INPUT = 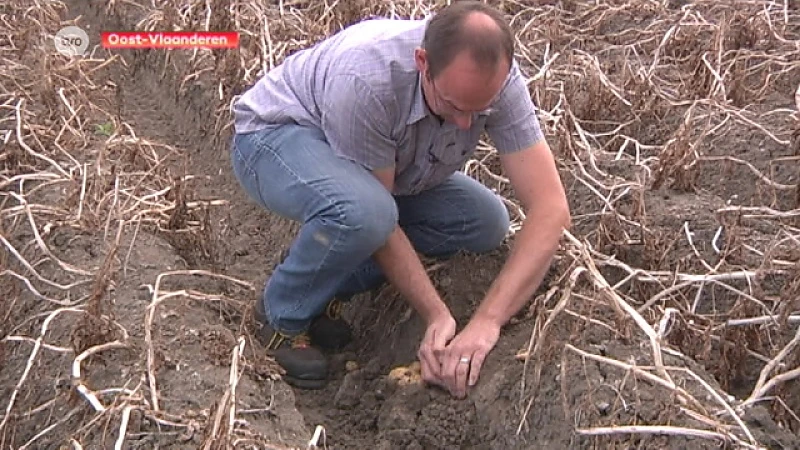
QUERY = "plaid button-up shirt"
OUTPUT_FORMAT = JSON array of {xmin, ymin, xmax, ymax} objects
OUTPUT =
[{"xmin": 233, "ymin": 17, "xmax": 544, "ymax": 196}]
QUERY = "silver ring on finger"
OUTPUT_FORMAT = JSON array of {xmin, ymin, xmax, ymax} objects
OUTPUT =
[{"xmin": 459, "ymin": 356, "xmax": 471, "ymax": 364}]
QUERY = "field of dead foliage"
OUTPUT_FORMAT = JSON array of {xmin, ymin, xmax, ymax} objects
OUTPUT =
[{"xmin": 2, "ymin": 0, "xmax": 800, "ymax": 449}]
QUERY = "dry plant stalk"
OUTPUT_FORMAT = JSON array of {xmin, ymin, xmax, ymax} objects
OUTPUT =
[
  {"xmin": 145, "ymin": 270, "xmax": 253, "ymax": 412},
  {"xmin": 200, "ymin": 336, "xmax": 246, "ymax": 450}
]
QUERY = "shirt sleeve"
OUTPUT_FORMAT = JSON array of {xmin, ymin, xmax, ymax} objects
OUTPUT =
[
  {"xmin": 320, "ymin": 74, "xmax": 396, "ymax": 171},
  {"xmin": 485, "ymin": 60, "xmax": 545, "ymax": 154}
]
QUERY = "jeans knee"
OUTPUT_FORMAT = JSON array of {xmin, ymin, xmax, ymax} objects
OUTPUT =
[
  {"xmin": 335, "ymin": 189, "xmax": 398, "ymax": 251},
  {"xmin": 471, "ymin": 197, "xmax": 510, "ymax": 253}
]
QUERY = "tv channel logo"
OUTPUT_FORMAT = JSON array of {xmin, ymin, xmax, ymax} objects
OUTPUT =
[{"xmin": 54, "ymin": 26, "xmax": 89, "ymax": 57}]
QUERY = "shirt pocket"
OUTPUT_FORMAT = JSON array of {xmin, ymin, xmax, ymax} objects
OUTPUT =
[
  {"xmin": 407, "ymin": 114, "xmax": 491, "ymax": 194},
  {"xmin": 428, "ymin": 114, "xmax": 488, "ymax": 167},
  {"xmin": 418, "ymin": 133, "xmax": 472, "ymax": 192},
  {"xmin": 428, "ymin": 140, "xmax": 467, "ymax": 165}
]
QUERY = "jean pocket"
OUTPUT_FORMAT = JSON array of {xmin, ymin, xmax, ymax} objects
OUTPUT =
[
  {"xmin": 233, "ymin": 125, "xmax": 283, "ymax": 167},
  {"xmin": 230, "ymin": 133, "xmax": 271, "ymax": 208},
  {"xmin": 234, "ymin": 133, "xmax": 259, "ymax": 168},
  {"xmin": 230, "ymin": 135, "xmax": 252, "ymax": 179}
]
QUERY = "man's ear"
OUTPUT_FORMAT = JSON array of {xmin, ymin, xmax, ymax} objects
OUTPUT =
[{"xmin": 414, "ymin": 47, "xmax": 428, "ymax": 73}]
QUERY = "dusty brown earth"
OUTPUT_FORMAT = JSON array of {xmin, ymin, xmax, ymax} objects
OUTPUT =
[{"xmin": 2, "ymin": 0, "xmax": 800, "ymax": 449}]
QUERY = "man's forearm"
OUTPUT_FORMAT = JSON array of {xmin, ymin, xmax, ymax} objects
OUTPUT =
[
  {"xmin": 373, "ymin": 226, "xmax": 450, "ymax": 324},
  {"xmin": 474, "ymin": 207, "xmax": 569, "ymax": 327}
]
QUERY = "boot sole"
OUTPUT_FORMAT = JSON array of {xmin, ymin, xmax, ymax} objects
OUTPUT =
[
  {"xmin": 284, "ymin": 375, "xmax": 327, "ymax": 390},
  {"xmin": 315, "ymin": 342, "xmax": 351, "ymax": 353}
]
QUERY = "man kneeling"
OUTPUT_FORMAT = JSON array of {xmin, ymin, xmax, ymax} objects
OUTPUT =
[{"xmin": 229, "ymin": 1, "xmax": 571, "ymax": 398}]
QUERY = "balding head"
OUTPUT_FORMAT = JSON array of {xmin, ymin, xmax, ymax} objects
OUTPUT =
[{"xmin": 421, "ymin": 1, "xmax": 514, "ymax": 79}]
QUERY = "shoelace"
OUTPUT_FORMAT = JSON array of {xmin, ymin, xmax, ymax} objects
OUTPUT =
[
  {"xmin": 266, "ymin": 332, "xmax": 286, "ymax": 350},
  {"xmin": 267, "ymin": 331, "xmax": 310, "ymax": 350},
  {"xmin": 290, "ymin": 333, "xmax": 311, "ymax": 349},
  {"xmin": 326, "ymin": 299, "xmax": 343, "ymax": 320}
]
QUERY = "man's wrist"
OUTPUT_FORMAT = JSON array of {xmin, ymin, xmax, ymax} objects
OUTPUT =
[
  {"xmin": 420, "ymin": 300, "xmax": 451, "ymax": 325},
  {"xmin": 472, "ymin": 306, "xmax": 506, "ymax": 330}
]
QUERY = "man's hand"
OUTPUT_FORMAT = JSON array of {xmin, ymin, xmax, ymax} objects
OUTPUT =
[
  {"xmin": 417, "ymin": 312, "xmax": 457, "ymax": 388},
  {"xmin": 437, "ymin": 317, "xmax": 501, "ymax": 398},
  {"xmin": 369, "ymin": 165, "xmax": 459, "ymax": 388}
]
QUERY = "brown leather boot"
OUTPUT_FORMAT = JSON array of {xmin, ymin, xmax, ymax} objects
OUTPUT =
[
  {"xmin": 308, "ymin": 298, "xmax": 353, "ymax": 352},
  {"xmin": 254, "ymin": 298, "xmax": 328, "ymax": 389}
]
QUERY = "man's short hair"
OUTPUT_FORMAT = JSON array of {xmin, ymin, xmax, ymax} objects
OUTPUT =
[{"xmin": 422, "ymin": 1, "xmax": 514, "ymax": 79}]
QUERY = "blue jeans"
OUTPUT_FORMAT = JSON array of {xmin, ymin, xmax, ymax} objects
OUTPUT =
[{"xmin": 231, "ymin": 123, "xmax": 509, "ymax": 334}]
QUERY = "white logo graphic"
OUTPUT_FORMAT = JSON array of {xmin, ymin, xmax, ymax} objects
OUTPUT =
[{"xmin": 54, "ymin": 26, "xmax": 89, "ymax": 56}]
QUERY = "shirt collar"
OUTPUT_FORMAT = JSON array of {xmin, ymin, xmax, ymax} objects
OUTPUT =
[{"xmin": 406, "ymin": 71, "xmax": 431, "ymax": 125}]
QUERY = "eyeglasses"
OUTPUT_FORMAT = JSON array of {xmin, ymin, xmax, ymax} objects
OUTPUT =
[
  {"xmin": 430, "ymin": 80, "xmax": 470, "ymax": 117},
  {"xmin": 427, "ymin": 71, "xmax": 476, "ymax": 119},
  {"xmin": 427, "ymin": 70, "xmax": 496, "ymax": 118}
]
